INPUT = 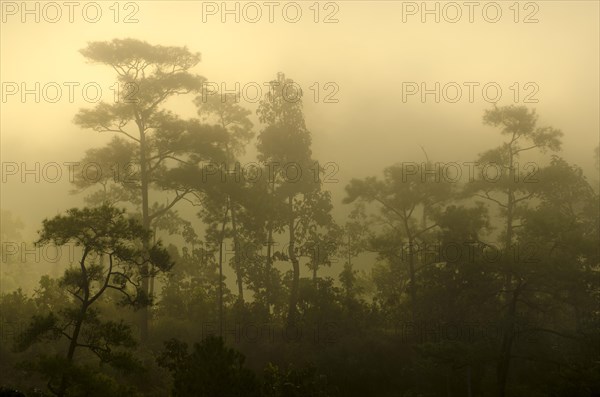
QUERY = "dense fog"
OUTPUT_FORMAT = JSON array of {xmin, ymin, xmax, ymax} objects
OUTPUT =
[{"xmin": 1, "ymin": 2, "xmax": 599, "ymax": 396}]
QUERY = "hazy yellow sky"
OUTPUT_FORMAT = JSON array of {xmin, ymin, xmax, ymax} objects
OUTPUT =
[{"xmin": 1, "ymin": 0, "xmax": 599, "ymax": 233}]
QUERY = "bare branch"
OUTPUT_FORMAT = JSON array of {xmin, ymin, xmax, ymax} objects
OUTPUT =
[{"xmin": 476, "ymin": 191, "xmax": 507, "ymax": 208}]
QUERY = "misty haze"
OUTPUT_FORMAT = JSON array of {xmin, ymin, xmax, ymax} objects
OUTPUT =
[{"xmin": 0, "ymin": 1, "xmax": 599, "ymax": 397}]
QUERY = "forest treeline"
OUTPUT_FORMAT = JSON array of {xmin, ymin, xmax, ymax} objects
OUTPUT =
[{"xmin": 0, "ymin": 39, "xmax": 599, "ymax": 397}]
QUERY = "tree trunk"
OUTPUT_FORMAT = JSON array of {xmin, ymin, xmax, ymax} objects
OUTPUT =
[
  {"xmin": 218, "ymin": 205, "xmax": 229, "ymax": 338},
  {"xmin": 57, "ymin": 302, "xmax": 87, "ymax": 397},
  {"xmin": 266, "ymin": 222, "xmax": 273, "ymax": 315},
  {"xmin": 408, "ymin": 237, "xmax": 416, "ymax": 321},
  {"xmin": 403, "ymin": 215, "xmax": 417, "ymax": 322},
  {"xmin": 287, "ymin": 195, "xmax": 300, "ymax": 326},
  {"xmin": 265, "ymin": 177, "xmax": 276, "ymax": 316},
  {"xmin": 497, "ymin": 146, "xmax": 517, "ymax": 396},
  {"xmin": 139, "ymin": 125, "xmax": 150, "ymax": 343},
  {"xmin": 230, "ymin": 200, "xmax": 244, "ymax": 303}
]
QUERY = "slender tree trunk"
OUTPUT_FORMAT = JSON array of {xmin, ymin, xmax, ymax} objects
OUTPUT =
[
  {"xmin": 408, "ymin": 237, "xmax": 416, "ymax": 322},
  {"xmin": 287, "ymin": 195, "xmax": 300, "ymax": 326},
  {"xmin": 223, "ymin": 142, "xmax": 244, "ymax": 304},
  {"xmin": 139, "ymin": 125, "xmax": 151, "ymax": 343},
  {"xmin": 265, "ymin": 177, "xmax": 276, "ymax": 316},
  {"xmin": 265, "ymin": 221, "xmax": 273, "ymax": 315},
  {"xmin": 58, "ymin": 251, "xmax": 91, "ymax": 396},
  {"xmin": 230, "ymin": 200, "xmax": 244, "ymax": 303},
  {"xmin": 312, "ymin": 245, "xmax": 318, "ymax": 282},
  {"xmin": 149, "ymin": 228, "xmax": 157, "ymax": 301},
  {"xmin": 497, "ymin": 147, "xmax": 517, "ymax": 397},
  {"xmin": 218, "ymin": 205, "xmax": 229, "ymax": 338},
  {"xmin": 57, "ymin": 302, "xmax": 87, "ymax": 397},
  {"xmin": 505, "ymin": 153, "xmax": 515, "ymax": 290},
  {"xmin": 403, "ymin": 216, "xmax": 417, "ymax": 322}
]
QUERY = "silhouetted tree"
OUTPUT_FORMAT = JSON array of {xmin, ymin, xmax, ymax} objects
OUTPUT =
[
  {"xmin": 464, "ymin": 105, "xmax": 562, "ymax": 397},
  {"xmin": 73, "ymin": 39, "xmax": 221, "ymax": 341},
  {"xmin": 15, "ymin": 205, "xmax": 172, "ymax": 396}
]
